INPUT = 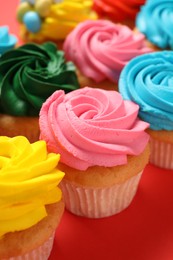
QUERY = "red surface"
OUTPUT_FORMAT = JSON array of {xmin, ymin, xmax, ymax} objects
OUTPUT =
[{"xmin": 1, "ymin": 2, "xmax": 173, "ymax": 260}]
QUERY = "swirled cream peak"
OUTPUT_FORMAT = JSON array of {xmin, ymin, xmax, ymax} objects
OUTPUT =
[
  {"xmin": 0, "ymin": 136, "xmax": 64, "ymax": 237},
  {"xmin": 17, "ymin": 0, "xmax": 98, "ymax": 41},
  {"xmin": 39, "ymin": 87, "xmax": 150, "ymax": 170},
  {"xmin": 136, "ymin": 0, "xmax": 173, "ymax": 49},
  {"xmin": 119, "ymin": 51, "xmax": 173, "ymax": 130},
  {"xmin": 0, "ymin": 26, "xmax": 17, "ymax": 55},
  {"xmin": 0, "ymin": 42, "xmax": 79, "ymax": 116},
  {"xmin": 63, "ymin": 20, "xmax": 152, "ymax": 83},
  {"xmin": 93, "ymin": 0, "xmax": 145, "ymax": 22}
]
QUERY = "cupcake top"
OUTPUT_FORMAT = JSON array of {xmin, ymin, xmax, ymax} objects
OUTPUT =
[
  {"xmin": 119, "ymin": 51, "xmax": 173, "ymax": 130},
  {"xmin": 17, "ymin": 0, "xmax": 98, "ymax": 42},
  {"xmin": 63, "ymin": 20, "xmax": 152, "ymax": 84},
  {"xmin": 93, "ymin": 0, "xmax": 145, "ymax": 23},
  {"xmin": 136, "ymin": 0, "xmax": 173, "ymax": 49},
  {"xmin": 0, "ymin": 42, "xmax": 79, "ymax": 116},
  {"xmin": 0, "ymin": 26, "xmax": 18, "ymax": 55},
  {"xmin": 0, "ymin": 136, "xmax": 64, "ymax": 237},
  {"xmin": 39, "ymin": 87, "xmax": 150, "ymax": 170}
]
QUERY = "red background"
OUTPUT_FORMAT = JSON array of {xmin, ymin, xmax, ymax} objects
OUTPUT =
[{"xmin": 1, "ymin": 1, "xmax": 173, "ymax": 260}]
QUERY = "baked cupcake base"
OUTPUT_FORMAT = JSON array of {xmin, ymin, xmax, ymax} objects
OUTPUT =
[
  {"xmin": 0, "ymin": 201, "xmax": 64, "ymax": 259},
  {"xmin": 0, "ymin": 114, "xmax": 40, "ymax": 143},
  {"xmin": 76, "ymin": 70, "xmax": 118, "ymax": 91},
  {"xmin": 4, "ymin": 233, "xmax": 55, "ymax": 260},
  {"xmin": 59, "ymin": 144, "xmax": 150, "ymax": 218}
]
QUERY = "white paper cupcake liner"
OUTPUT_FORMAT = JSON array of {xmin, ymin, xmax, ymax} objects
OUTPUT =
[
  {"xmin": 60, "ymin": 171, "xmax": 143, "ymax": 218},
  {"xmin": 149, "ymin": 138, "xmax": 173, "ymax": 169},
  {"xmin": 3, "ymin": 232, "xmax": 55, "ymax": 260}
]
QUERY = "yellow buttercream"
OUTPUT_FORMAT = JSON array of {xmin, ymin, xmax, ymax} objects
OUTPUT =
[
  {"xmin": 0, "ymin": 136, "xmax": 64, "ymax": 237},
  {"xmin": 20, "ymin": 0, "xmax": 98, "ymax": 41}
]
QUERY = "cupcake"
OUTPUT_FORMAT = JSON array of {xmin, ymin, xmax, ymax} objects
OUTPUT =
[
  {"xmin": 0, "ymin": 136, "xmax": 65, "ymax": 259},
  {"xmin": 119, "ymin": 51, "xmax": 173, "ymax": 169},
  {"xmin": 93, "ymin": 0, "xmax": 146, "ymax": 28},
  {"xmin": 16, "ymin": 0, "xmax": 98, "ymax": 49},
  {"xmin": 136, "ymin": 0, "xmax": 173, "ymax": 50},
  {"xmin": 39, "ymin": 87, "xmax": 150, "ymax": 218},
  {"xmin": 63, "ymin": 20, "xmax": 152, "ymax": 90},
  {"xmin": 0, "ymin": 41, "xmax": 79, "ymax": 142},
  {"xmin": 0, "ymin": 26, "xmax": 18, "ymax": 55}
]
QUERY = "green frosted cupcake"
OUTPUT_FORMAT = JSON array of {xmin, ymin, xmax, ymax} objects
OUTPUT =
[{"xmin": 0, "ymin": 41, "xmax": 79, "ymax": 142}]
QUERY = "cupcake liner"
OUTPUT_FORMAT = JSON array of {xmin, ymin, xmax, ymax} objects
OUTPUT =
[
  {"xmin": 149, "ymin": 138, "xmax": 173, "ymax": 169},
  {"xmin": 60, "ymin": 171, "xmax": 143, "ymax": 218},
  {"xmin": 4, "ymin": 232, "xmax": 55, "ymax": 260}
]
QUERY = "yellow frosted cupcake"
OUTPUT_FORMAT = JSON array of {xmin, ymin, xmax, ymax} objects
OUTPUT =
[
  {"xmin": 16, "ymin": 0, "xmax": 98, "ymax": 48},
  {"xmin": 0, "ymin": 136, "xmax": 65, "ymax": 259}
]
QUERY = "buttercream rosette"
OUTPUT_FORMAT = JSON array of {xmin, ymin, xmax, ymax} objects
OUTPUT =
[
  {"xmin": 0, "ymin": 41, "xmax": 79, "ymax": 116},
  {"xmin": 119, "ymin": 51, "xmax": 173, "ymax": 169},
  {"xmin": 93, "ymin": 0, "xmax": 146, "ymax": 27},
  {"xmin": 63, "ymin": 20, "xmax": 152, "ymax": 86},
  {"xmin": 136, "ymin": 0, "xmax": 173, "ymax": 49},
  {"xmin": 39, "ymin": 87, "xmax": 149, "ymax": 170},
  {"xmin": 39, "ymin": 87, "xmax": 150, "ymax": 218},
  {"xmin": 0, "ymin": 136, "xmax": 65, "ymax": 259}
]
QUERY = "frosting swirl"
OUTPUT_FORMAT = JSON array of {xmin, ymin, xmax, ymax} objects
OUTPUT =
[
  {"xmin": 119, "ymin": 51, "xmax": 173, "ymax": 130},
  {"xmin": 0, "ymin": 136, "xmax": 64, "ymax": 237},
  {"xmin": 93, "ymin": 0, "xmax": 145, "ymax": 22},
  {"xmin": 63, "ymin": 20, "xmax": 152, "ymax": 83},
  {"xmin": 39, "ymin": 87, "xmax": 150, "ymax": 170},
  {"xmin": 17, "ymin": 0, "xmax": 98, "ymax": 41},
  {"xmin": 136, "ymin": 0, "xmax": 173, "ymax": 49},
  {"xmin": 0, "ymin": 42, "xmax": 79, "ymax": 116},
  {"xmin": 0, "ymin": 26, "xmax": 17, "ymax": 55}
]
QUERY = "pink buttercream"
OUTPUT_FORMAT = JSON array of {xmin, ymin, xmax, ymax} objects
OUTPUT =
[
  {"xmin": 63, "ymin": 20, "xmax": 152, "ymax": 83},
  {"xmin": 39, "ymin": 87, "xmax": 150, "ymax": 170}
]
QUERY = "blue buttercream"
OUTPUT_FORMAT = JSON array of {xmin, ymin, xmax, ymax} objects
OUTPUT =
[
  {"xmin": 119, "ymin": 51, "xmax": 173, "ymax": 130},
  {"xmin": 136, "ymin": 0, "xmax": 173, "ymax": 49},
  {"xmin": 0, "ymin": 26, "xmax": 18, "ymax": 55}
]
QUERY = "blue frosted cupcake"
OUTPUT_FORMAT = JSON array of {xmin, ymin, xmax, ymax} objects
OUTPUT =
[
  {"xmin": 136, "ymin": 0, "xmax": 173, "ymax": 50},
  {"xmin": 0, "ymin": 26, "xmax": 18, "ymax": 55},
  {"xmin": 119, "ymin": 51, "xmax": 173, "ymax": 169}
]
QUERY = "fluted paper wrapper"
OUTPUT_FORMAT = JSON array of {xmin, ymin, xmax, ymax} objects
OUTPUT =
[
  {"xmin": 60, "ymin": 171, "xmax": 143, "ymax": 218},
  {"xmin": 4, "ymin": 232, "xmax": 55, "ymax": 260},
  {"xmin": 149, "ymin": 138, "xmax": 173, "ymax": 169}
]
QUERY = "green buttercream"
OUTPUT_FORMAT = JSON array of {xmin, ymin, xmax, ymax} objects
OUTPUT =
[{"xmin": 0, "ymin": 42, "xmax": 80, "ymax": 116}]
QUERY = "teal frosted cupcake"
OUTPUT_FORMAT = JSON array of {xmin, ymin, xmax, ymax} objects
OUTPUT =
[
  {"xmin": 119, "ymin": 51, "xmax": 173, "ymax": 169},
  {"xmin": 136, "ymin": 0, "xmax": 173, "ymax": 50},
  {"xmin": 0, "ymin": 26, "xmax": 18, "ymax": 55},
  {"xmin": 0, "ymin": 41, "xmax": 79, "ymax": 142}
]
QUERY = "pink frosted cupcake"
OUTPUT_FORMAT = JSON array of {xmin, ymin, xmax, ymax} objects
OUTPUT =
[
  {"xmin": 63, "ymin": 20, "xmax": 152, "ymax": 90},
  {"xmin": 39, "ymin": 87, "xmax": 150, "ymax": 218}
]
